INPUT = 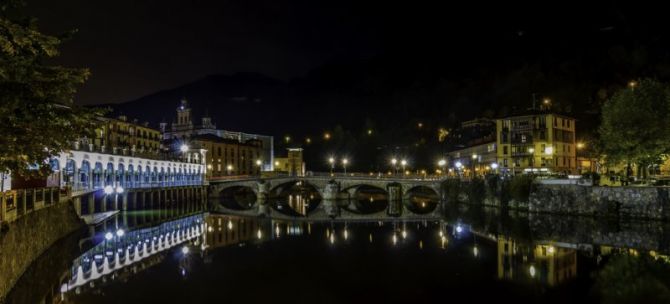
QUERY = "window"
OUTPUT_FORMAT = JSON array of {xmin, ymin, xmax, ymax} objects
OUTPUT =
[
  {"xmin": 503, "ymin": 146, "xmax": 508, "ymax": 155},
  {"xmin": 503, "ymin": 158, "xmax": 508, "ymax": 167},
  {"xmin": 521, "ymin": 135, "xmax": 527, "ymax": 143}
]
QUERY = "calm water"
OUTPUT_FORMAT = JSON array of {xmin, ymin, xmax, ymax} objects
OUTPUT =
[{"xmin": 7, "ymin": 202, "xmax": 670, "ymax": 303}]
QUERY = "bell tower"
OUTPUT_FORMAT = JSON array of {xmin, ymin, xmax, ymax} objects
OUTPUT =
[{"xmin": 176, "ymin": 98, "xmax": 192, "ymax": 125}]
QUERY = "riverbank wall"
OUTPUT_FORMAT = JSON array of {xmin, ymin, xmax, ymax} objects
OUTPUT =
[
  {"xmin": 529, "ymin": 184, "xmax": 670, "ymax": 220},
  {"xmin": 0, "ymin": 200, "xmax": 84, "ymax": 303}
]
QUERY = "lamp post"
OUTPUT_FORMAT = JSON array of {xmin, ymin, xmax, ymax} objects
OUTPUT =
[
  {"xmin": 329, "ymin": 157, "xmax": 335, "ymax": 175},
  {"xmin": 342, "ymin": 158, "xmax": 349, "ymax": 175},
  {"xmin": 391, "ymin": 158, "xmax": 398, "ymax": 176},
  {"xmin": 401, "ymin": 160, "xmax": 407, "ymax": 176},
  {"xmin": 528, "ymin": 147, "xmax": 535, "ymax": 173},
  {"xmin": 255, "ymin": 159, "xmax": 262, "ymax": 175},
  {"xmin": 438, "ymin": 159, "xmax": 447, "ymax": 176},
  {"xmin": 471, "ymin": 154, "xmax": 478, "ymax": 178},
  {"xmin": 226, "ymin": 164, "xmax": 233, "ymax": 176},
  {"xmin": 180, "ymin": 144, "xmax": 189, "ymax": 163}
]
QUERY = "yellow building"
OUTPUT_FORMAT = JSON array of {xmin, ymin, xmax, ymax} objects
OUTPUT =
[
  {"xmin": 496, "ymin": 112, "xmax": 577, "ymax": 175},
  {"xmin": 76, "ymin": 115, "xmax": 162, "ymax": 157},
  {"xmin": 191, "ymin": 134, "xmax": 263, "ymax": 178},
  {"xmin": 274, "ymin": 148, "xmax": 305, "ymax": 176}
]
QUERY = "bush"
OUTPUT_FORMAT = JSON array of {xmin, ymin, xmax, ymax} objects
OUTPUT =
[
  {"xmin": 510, "ymin": 175, "xmax": 535, "ymax": 202},
  {"xmin": 468, "ymin": 177, "xmax": 486, "ymax": 204},
  {"xmin": 485, "ymin": 174, "xmax": 499, "ymax": 197},
  {"xmin": 442, "ymin": 178, "xmax": 462, "ymax": 202}
]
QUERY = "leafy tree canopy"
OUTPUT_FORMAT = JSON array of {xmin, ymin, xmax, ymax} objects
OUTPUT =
[{"xmin": 0, "ymin": 1, "xmax": 103, "ymax": 177}]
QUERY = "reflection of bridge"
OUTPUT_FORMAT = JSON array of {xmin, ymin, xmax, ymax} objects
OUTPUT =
[{"xmin": 209, "ymin": 175, "xmax": 446, "ymax": 218}]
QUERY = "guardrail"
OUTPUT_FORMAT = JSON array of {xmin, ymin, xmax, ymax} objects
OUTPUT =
[
  {"xmin": 0, "ymin": 187, "xmax": 65, "ymax": 225},
  {"xmin": 68, "ymin": 180, "xmax": 205, "ymax": 193}
]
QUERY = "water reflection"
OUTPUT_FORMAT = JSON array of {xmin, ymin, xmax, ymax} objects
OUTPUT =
[
  {"xmin": 9, "ymin": 208, "xmax": 670, "ymax": 303},
  {"xmin": 271, "ymin": 181, "xmax": 321, "ymax": 216}
]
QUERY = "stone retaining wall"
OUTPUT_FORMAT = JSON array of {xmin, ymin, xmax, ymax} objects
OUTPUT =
[
  {"xmin": 0, "ymin": 200, "xmax": 84, "ymax": 303},
  {"xmin": 529, "ymin": 184, "xmax": 670, "ymax": 220}
]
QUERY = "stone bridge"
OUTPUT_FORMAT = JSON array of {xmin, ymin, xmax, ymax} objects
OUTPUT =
[{"xmin": 208, "ymin": 175, "xmax": 446, "ymax": 219}]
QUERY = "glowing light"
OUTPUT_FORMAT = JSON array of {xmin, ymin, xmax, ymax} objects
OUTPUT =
[
  {"xmin": 438, "ymin": 159, "xmax": 446, "ymax": 167},
  {"xmin": 181, "ymin": 246, "xmax": 189, "ymax": 255},
  {"xmin": 421, "ymin": 202, "xmax": 426, "ymax": 208},
  {"xmin": 227, "ymin": 164, "xmax": 233, "ymax": 171},
  {"xmin": 577, "ymin": 142, "xmax": 585, "ymax": 149},
  {"xmin": 417, "ymin": 122, "xmax": 423, "ymax": 128},
  {"xmin": 629, "ymin": 80, "xmax": 638, "ymax": 88},
  {"xmin": 342, "ymin": 158, "xmax": 348, "ymax": 165},
  {"xmin": 529, "ymin": 265, "xmax": 536, "ymax": 278},
  {"xmin": 275, "ymin": 225, "xmax": 280, "ymax": 236},
  {"xmin": 180, "ymin": 144, "xmax": 189, "ymax": 153},
  {"xmin": 105, "ymin": 232, "xmax": 113, "ymax": 240},
  {"xmin": 227, "ymin": 220, "xmax": 233, "ymax": 230},
  {"xmin": 473, "ymin": 246, "xmax": 479, "ymax": 257},
  {"xmin": 257, "ymin": 229, "xmax": 262, "ymax": 239},
  {"xmin": 455, "ymin": 162, "xmax": 462, "ymax": 168},
  {"xmin": 328, "ymin": 157, "xmax": 335, "ymax": 164},
  {"xmin": 330, "ymin": 233, "xmax": 335, "ymax": 244},
  {"xmin": 547, "ymin": 246, "xmax": 555, "ymax": 254},
  {"xmin": 115, "ymin": 186, "xmax": 124, "ymax": 194},
  {"xmin": 545, "ymin": 146, "xmax": 553, "ymax": 155},
  {"xmin": 116, "ymin": 229, "xmax": 124, "ymax": 237},
  {"xmin": 344, "ymin": 228, "xmax": 348, "ymax": 240},
  {"xmin": 392, "ymin": 233, "xmax": 398, "ymax": 245},
  {"xmin": 255, "ymin": 159, "xmax": 262, "ymax": 166},
  {"xmin": 543, "ymin": 98, "xmax": 551, "ymax": 105},
  {"xmin": 367, "ymin": 129, "xmax": 373, "ymax": 135},
  {"xmin": 369, "ymin": 233, "xmax": 373, "ymax": 243},
  {"xmin": 472, "ymin": 154, "xmax": 477, "ymax": 159},
  {"xmin": 439, "ymin": 230, "xmax": 444, "ymax": 237},
  {"xmin": 401, "ymin": 160, "xmax": 407, "ymax": 166},
  {"xmin": 491, "ymin": 163, "xmax": 499, "ymax": 169},
  {"xmin": 305, "ymin": 137, "xmax": 311, "ymax": 144},
  {"xmin": 284, "ymin": 136, "xmax": 290, "ymax": 143},
  {"xmin": 456, "ymin": 225, "xmax": 463, "ymax": 233},
  {"xmin": 275, "ymin": 161, "xmax": 280, "ymax": 166},
  {"xmin": 104, "ymin": 185, "xmax": 114, "ymax": 195},
  {"xmin": 402, "ymin": 230, "xmax": 407, "ymax": 239},
  {"xmin": 323, "ymin": 132, "xmax": 331, "ymax": 140},
  {"xmin": 391, "ymin": 158, "xmax": 397, "ymax": 165}
]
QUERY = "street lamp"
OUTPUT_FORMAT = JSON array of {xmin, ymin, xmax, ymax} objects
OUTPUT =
[
  {"xmin": 438, "ymin": 159, "xmax": 447, "ymax": 176},
  {"xmin": 491, "ymin": 162, "xmax": 499, "ymax": 174},
  {"xmin": 226, "ymin": 164, "xmax": 233, "ymax": 176},
  {"xmin": 401, "ymin": 160, "xmax": 407, "ymax": 175},
  {"xmin": 342, "ymin": 158, "xmax": 349, "ymax": 175},
  {"xmin": 391, "ymin": 158, "xmax": 398, "ymax": 175},
  {"xmin": 471, "ymin": 154, "xmax": 478, "ymax": 177},
  {"xmin": 255, "ymin": 159, "xmax": 262, "ymax": 175},
  {"xmin": 329, "ymin": 157, "xmax": 335, "ymax": 175}
]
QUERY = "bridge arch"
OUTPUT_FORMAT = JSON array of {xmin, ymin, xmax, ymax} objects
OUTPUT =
[
  {"xmin": 404, "ymin": 185, "xmax": 440, "ymax": 214},
  {"xmin": 341, "ymin": 184, "xmax": 389, "ymax": 214}
]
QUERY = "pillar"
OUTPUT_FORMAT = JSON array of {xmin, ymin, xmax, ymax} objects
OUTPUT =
[
  {"xmin": 387, "ymin": 183, "xmax": 403, "ymax": 216},
  {"xmin": 322, "ymin": 181, "xmax": 340, "ymax": 217}
]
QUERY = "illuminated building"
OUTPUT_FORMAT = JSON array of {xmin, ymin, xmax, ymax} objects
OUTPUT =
[
  {"xmin": 160, "ymin": 99, "xmax": 274, "ymax": 170},
  {"xmin": 273, "ymin": 148, "xmax": 305, "ymax": 176},
  {"xmin": 75, "ymin": 115, "xmax": 162, "ymax": 157},
  {"xmin": 190, "ymin": 134, "xmax": 262, "ymax": 178}
]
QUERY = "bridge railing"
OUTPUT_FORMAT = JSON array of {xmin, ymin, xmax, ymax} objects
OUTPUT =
[
  {"xmin": 306, "ymin": 172, "xmax": 446, "ymax": 181},
  {"xmin": 68, "ymin": 180, "xmax": 205, "ymax": 193},
  {"xmin": 0, "ymin": 187, "xmax": 64, "ymax": 225}
]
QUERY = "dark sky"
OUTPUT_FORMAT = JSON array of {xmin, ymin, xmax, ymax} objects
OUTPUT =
[{"xmin": 25, "ymin": 1, "xmax": 665, "ymax": 105}]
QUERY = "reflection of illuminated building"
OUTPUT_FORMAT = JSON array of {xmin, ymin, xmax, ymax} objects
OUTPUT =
[
  {"xmin": 497, "ymin": 237, "xmax": 577, "ymax": 286},
  {"xmin": 287, "ymin": 194, "xmax": 308, "ymax": 215},
  {"xmin": 204, "ymin": 215, "xmax": 260, "ymax": 249}
]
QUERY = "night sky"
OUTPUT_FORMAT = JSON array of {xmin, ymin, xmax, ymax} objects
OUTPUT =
[{"xmin": 26, "ymin": 1, "xmax": 669, "ymax": 106}]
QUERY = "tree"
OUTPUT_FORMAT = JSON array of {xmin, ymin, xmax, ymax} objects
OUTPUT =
[
  {"xmin": 0, "ymin": 2, "xmax": 102, "ymax": 179},
  {"xmin": 599, "ymin": 79, "xmax": 670, "ymax": 178}
]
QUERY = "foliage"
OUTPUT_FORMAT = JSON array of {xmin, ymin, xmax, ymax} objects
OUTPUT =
[
  {"xmin": 509, "ymin": 175, "xmax": 534, "ymax": 202},
  {"xmin": 468, "ymin": 177, "xmax": 485, "ymax": 204},
  {"xmin": 599, "ymin": 79, "xmax": 670, "ymax": 174},
  {"xmin": 593, "ymin": 254, "xmax": 670, "ymax": 304},
  {"xmin": 0, "ymin": 5, "xmax": 102, "ymax": 177},
  {"xmin": 485, "ymin": 174, "xmax": 498, "ymax": 197},
  {"xmin": 442, "ymin": 178, "xmax": 461, "ymax": 202}
]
